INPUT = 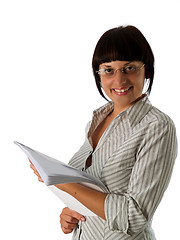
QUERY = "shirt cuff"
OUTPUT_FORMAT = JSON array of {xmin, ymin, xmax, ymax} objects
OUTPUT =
[{"xmin": 104, "ymin": 193, "xmax": 129, "ymax": 235}]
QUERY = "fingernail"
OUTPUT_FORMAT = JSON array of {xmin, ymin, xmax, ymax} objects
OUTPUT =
[{"xmin": 80, "ymin": 217, "xmax": 85, "ymax": 222}]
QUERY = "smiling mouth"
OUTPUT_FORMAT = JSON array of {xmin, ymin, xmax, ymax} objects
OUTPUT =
[{"xmin": 113, "ymin": 87, "xmax": 133, "ymax": 93}]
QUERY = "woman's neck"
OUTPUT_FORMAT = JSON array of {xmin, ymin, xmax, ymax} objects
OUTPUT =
[{"xmin": 110, "ymin": 94, "xmax": 146, "ymax": 119}]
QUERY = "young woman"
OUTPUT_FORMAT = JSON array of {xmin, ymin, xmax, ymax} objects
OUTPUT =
[{"xmin": 30, "ymin": 25, "xmax": 177, "ymax": 239}]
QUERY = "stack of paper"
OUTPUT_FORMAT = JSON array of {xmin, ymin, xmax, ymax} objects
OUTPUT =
[{"xmin": 14, "ymin": 141, "xmax": 107, "ymax": 216}]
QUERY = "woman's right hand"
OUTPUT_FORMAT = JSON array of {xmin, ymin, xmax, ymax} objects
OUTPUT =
[{"xmin": 60, "ymin": 207, "xmax": 86, "ymax": 234}]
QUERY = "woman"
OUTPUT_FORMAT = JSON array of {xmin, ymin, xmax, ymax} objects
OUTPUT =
[{"xmin": 30, "ymin": 25, "xmax": 177, "ymax": 239}]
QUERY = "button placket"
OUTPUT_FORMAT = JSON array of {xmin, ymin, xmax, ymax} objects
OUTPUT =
[
  {"xmin": 77, "ymin": 220, "xmax": 82, "ymax": 239},
  {"xmin": 82, "ymin": 150, "xmax": 93, "ymax": 171}
]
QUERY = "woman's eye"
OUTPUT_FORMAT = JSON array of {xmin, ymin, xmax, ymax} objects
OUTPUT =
[
  {"xmin": 124, "ymin": 65, "xmax": 136, "ymax": 73},
  {"xmin": 105, "ymin": 69, "xmax": 114, "ymax": 74}
]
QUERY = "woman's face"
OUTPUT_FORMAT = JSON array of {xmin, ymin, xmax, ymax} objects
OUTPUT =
[{"xmin": 99, "ymin": 60, "xmax": 145, "ymax": 112}]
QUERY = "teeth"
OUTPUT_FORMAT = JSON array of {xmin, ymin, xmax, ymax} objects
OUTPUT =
[{"xmin": 114, "ymin": 87, "xmax": 130, "ymax": 93}]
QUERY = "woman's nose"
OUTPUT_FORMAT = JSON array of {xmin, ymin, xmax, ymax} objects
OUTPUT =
[{"xmin": 113, "ymin": 69, "xmax": 126, "ymax": 83}]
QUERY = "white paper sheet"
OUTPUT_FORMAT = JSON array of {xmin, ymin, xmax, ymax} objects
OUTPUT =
[{"xmin": 15, "ymin": 141, "xmax": 107, "ymax": 216}]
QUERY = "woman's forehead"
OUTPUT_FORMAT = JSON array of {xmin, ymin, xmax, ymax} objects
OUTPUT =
[{"xmin": 99, "ymin": 60, "xmax": 142, "ymax": 67}]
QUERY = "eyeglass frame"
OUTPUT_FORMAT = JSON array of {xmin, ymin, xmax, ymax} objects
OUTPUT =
[{"xmin": 96, "ymin": 63, "xmax": 145, "ymax": 78}]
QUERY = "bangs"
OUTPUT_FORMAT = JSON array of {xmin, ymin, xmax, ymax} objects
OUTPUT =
[{"xmin": 93, "ymin": 27, "xmax": 146, "ymax": 69}]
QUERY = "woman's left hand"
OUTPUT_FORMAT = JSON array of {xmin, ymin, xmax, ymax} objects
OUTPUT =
[{"xmin": 29, "ymin": 159, "xmax": 44, "ymax": 183}]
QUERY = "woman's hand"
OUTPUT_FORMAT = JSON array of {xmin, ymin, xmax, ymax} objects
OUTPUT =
[
  {"xmin": 29, "ymin": 159, "xmax": 43, "ymax": 183},
  {"xmin": 60, "ymin": 207, "xmax": 85, "ymax": 234}
]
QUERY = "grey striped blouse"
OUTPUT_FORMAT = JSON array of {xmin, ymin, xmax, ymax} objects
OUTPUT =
[{"xmin": 68, "ymin": 96, "xmax": 177, "ymax": 240}]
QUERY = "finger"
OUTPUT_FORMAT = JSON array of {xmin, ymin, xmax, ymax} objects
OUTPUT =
[
  {"xmin": 33, "ymin": 171, "xmax": 43, "ymax": 182},
  {"xmin": 64, "ymin": 215, "xmax": 79, "ymax": 223},
  {"xmin": 60, "ymin": 213, "xmax": 79, "ymax": 224},
  {"xmin": 38, "ymin": 176, "xmax": 44, "ymax": 182},
  {"xmin": 29, "ymin": 163, "xmax": 44, "ymax": 182},
  {"xmin": 61, "ymin": 226, "xmax": 74, "ymax": 234},
  {"xmin": 60, "ymin": 208, "xmax": 79, "ymax": 223},
  {"xmin": 30, "ymin": 163, "xmax": 37, "ymax": 171},
  {"xmin": 67, "ymin": 208, "xmax": 85, "ymax": 222},
  {"xmin": 60, "ymin": 218, "xmax": 78, "ymax": 229},
  {"xmin": 61, "ymin": 207, "xmax": 85, "ymax": 222},
  {"xmin": 29, "ymin": 164, "xmax": 40, "ymax": 177},
  {"xmin": 34, "ymin": 170, "xmax": 40, "ymax": 176}
]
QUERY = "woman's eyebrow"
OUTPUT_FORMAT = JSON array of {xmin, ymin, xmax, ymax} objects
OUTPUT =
[
  {"xmin": 123, "ymin": 61, "xmax": 133, "ymax": 66},
  {"xmin": 101, "ymin": 62, "xmax": 132, "ymax": 68},
  {"xmin": 100, "ymin": 64, "xmax": 113, "ymax": 68}
]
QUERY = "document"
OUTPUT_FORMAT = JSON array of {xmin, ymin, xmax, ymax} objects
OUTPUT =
[{"xmin": 14, "ymin": 141, "xmax": 107, "ymax": 216}]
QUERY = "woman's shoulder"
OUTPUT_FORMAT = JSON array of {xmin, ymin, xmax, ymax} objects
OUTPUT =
[
  {"xmin": 145, "ymin": 104, "xmax": 176, "ymax": 132},
  {"xmin": 150, "ymin": 105, "xmax": 174, "ymax": 123}
]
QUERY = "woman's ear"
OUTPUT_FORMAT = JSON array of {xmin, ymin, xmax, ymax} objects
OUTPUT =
[
  {"xmin": 144, "ymin": 65, "xmax": 150, "ymax": 79},
  {"xmin": 145, "ymin": 70, "xmax": 150, "ymax": 79},
  {"xmin": 99, "ymin": 80, "xmax": 102, "ymax": 88},
  {"xmin": 147, "ymin": 73, "xmax": 150, "ymax": 79}
]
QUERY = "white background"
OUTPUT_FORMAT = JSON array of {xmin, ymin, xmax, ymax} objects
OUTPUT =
[{"xmin": 0, "ymin": 0, "xmax": 180, "ymax": 239}]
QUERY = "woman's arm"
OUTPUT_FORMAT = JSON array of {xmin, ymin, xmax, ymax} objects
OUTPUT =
[
  {"xmin": 103, "ymin": 119, "xmax": 177, "ymax": 235},
  {"xmin": 29, "ymin": 160, "xmax": 107, "ymax": 220},
  {"xmin": 55, "ymin": 183, "xmax": 107, "ymax": 220}
]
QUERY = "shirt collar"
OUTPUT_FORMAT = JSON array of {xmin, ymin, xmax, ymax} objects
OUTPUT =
[
  {"xmin": 93, "ymin": 95, "xmax": 152, "ymax": 128},
  {"xmin": 125, "ymin": 95, "xmax": 152, "ymax": 128}
]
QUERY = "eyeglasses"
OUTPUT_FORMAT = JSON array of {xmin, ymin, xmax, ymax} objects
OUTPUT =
[{"xmin": 96, "ymin": 63, "xmax": 145, "ymax": 78}]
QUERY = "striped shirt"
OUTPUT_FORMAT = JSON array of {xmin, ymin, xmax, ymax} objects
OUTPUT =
[{"xmin": 68, "ymin": 96, "xmax": 177, "ymax": 240}]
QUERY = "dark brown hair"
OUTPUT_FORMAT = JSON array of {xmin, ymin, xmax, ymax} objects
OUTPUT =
[{"xmin": 92, "ymin": 25, "xmax": 154, "ymax": 100}]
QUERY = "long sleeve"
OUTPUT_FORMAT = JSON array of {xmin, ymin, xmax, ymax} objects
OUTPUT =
[{"xmin": 104, "ymin": 118, "xmax": 177, "ymax": 235}]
